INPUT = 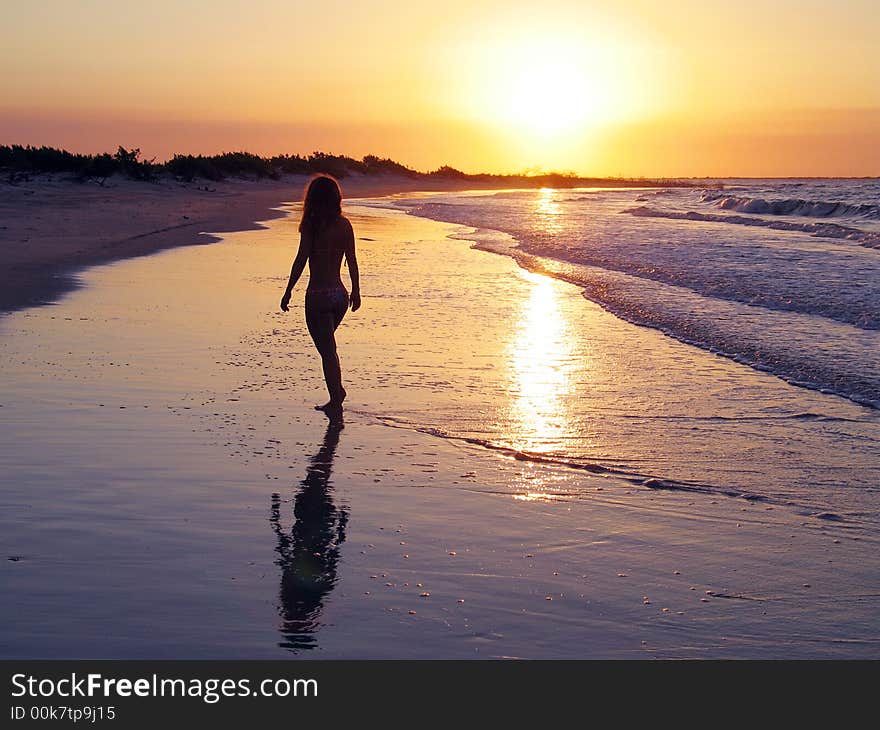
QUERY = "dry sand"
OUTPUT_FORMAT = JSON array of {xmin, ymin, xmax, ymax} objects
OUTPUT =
[{"xmin": 1, "ymin": 195, "xmax": 877, "ymax": 658}]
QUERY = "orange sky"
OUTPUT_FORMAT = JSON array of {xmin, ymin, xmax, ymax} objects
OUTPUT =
[{"xmin": 1, "ymin": 0, "xmax": 878, "ymax": 176}]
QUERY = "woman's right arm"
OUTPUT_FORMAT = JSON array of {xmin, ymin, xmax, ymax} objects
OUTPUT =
[
  {"xmin": 280, "ymin": 232, "xmax": 311, "ymax": 312},
  {"xmin": 344, "ymin": 219, "xmax": 361, "ymax": 312}
]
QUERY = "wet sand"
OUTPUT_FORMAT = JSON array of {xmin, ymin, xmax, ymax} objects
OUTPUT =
[{"xmin": 1, "ymin": 200, "xmax": 878, "ymax": 658}]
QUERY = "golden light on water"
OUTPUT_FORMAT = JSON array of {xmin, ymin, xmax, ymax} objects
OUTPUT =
[
  {"xmin": 506, "ymin": 268, "xmax": 577, "ymax": 454},
  {"xmin": 513, "ymin": 492, "xmax": 562, "ymax": 503},
  {"xmin": 535, "ymin": 188, "xmax": 563, "ymax": 234}
]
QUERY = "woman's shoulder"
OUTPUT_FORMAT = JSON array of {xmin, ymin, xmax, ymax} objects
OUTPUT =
[{"xmin": 331, "ymin": 215, "xmax": 354, "ymax": 238}]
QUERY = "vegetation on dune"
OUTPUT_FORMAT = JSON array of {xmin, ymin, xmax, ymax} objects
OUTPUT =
[
  {"xmin": 0, "ymin": 143, "xmax": 690, "ymax": 187},
  {"xmin": 167, "ymin": 151, "xmax": 277, "ymax": 182},
  {"xmin": 0, "ymin": 145, "xmax": 160, "ymax": 184}
]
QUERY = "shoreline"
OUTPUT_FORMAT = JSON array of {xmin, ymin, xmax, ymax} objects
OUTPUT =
[
  {"xmin": 0, "ymin": 175, "xmax": 294, "ymax": 314},
  {"xmin": 0, "ymin": 172, "xmax": 554, "ymax": 316},
  {"xmin": 480, "ymin": 235, "xmax": 880, "ymax": 413}
]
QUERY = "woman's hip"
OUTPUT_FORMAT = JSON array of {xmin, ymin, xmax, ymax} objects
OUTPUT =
[{"xmin": 305, "ymin": 285, "xmax": 349, "ymax": 315}]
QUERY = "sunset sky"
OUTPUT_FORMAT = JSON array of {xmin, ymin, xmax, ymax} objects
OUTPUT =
[{"xmin": 1, "ymin": 0, "xmax": 878, "ymax": 176}]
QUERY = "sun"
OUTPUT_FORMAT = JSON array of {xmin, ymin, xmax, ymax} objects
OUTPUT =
[
  {"xmin": 501, "ymin": 54, "xmax": 595, "ymax": 135},
  {"xmin": 455, "ymin": 37, "xmax": 624, "ymax": 141},
  {"xmin": 435, "ymin": 27, "xmax": 655, "ymax": 162}
]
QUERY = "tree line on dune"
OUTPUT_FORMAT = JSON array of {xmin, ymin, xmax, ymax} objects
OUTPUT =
[
  {"xmin": 0, "ymin": 144, "xmax": 689, "ymax": 188},
  {"xmin": 0, "ymin": 145, "xmax": 416, "ymax": 184}
]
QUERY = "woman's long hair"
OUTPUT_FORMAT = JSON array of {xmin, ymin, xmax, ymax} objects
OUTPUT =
[{"xmin": 299, "ymin": 175, "xmax": 342, "ymax": 234}]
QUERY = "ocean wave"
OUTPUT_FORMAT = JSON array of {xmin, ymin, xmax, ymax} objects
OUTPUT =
[
  {"xmin": 368, "ymin": 413, "xmax": 779, "ymax": 503},
  {"xmin": 625, "ymin": 205, "xmax": 880, "ymax": 248},
  {"xmin": 634, "ymin": 189, "xmax": 679, "ymax": 202},
  {"xmin": 465, "ymin": 237, "xmax": 880, "ymax": 410},
  {"xmin": 701, "ymin": 192, "xmax": 880, "ymax": 220},
  {"xmin": 365, "ymin": 413, "xmax": 875, "ymax": 519}
]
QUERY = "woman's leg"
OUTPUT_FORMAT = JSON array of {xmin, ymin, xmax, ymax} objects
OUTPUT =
[
  {"xmin": 331, "ymin": 292, "xmax": 348, "ymax": 330},
  {"xmin": 306, "ymin": 303, "xmax": 345, "ymax": 407}
]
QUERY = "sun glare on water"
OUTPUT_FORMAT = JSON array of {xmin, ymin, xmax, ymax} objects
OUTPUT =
[{"xmin": 506, "ymin": 267, "xmax": 577, "ymax": 454}]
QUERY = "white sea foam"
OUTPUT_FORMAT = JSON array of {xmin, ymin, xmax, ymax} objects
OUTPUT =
[
  {"xmin": 628, "ymin": 203, "xmax": 880, "ymax": 248},
  {"xmin": 701, "ymin": 191, "xmax": 880, "ymax": 220}
]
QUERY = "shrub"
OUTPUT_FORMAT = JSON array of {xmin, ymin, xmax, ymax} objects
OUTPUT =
[
  {"xmin": 166, "ymin": 154, "xmax": 224, "ymax": 182},
  {"xmin": 77, "ymin": 153, "xmax": 118, "ymax": 183}
]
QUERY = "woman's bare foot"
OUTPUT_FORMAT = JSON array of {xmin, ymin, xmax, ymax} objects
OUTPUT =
[
  {"xmin": 320, "ymin": 401, "xmax": 344, "ymax": 428},
  {"xmin": 314, "ymin": 387, "xmax": 346, "ymax": 411}
]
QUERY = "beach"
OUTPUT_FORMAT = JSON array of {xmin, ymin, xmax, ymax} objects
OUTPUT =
[
  {"xmin": 1, "ymin": 187, "xmax": 878, "ymax": 658},
  {"xmin": 0, "ymin": 173, "xmax": 519, "ymax": 315}
]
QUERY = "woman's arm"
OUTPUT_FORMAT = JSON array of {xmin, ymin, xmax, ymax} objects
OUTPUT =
[
  {"xmin": 280, "ymin": 232, "xmax": 312, "ymax": 312},
  {"xmin": 344, "ymin": 219, "xmax": 361, "ymax": 312}
]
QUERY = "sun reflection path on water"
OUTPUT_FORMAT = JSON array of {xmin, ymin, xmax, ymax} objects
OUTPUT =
[
  {"xmin": 505, "ymin": 268, "xmax": 583, "ymax": 458},
  {"xmin": 534, "ymin": 187, "xmax": 563, "ymax": 234}
]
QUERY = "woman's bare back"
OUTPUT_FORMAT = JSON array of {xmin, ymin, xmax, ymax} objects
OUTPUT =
[{"xmin": 307, "ymin": 216, "xmax": 354, "ymax": 291}]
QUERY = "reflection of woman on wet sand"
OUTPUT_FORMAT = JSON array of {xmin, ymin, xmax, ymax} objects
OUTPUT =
[
  {"xmin": 280, "ymin": 175, "xmax": 361, "ymax": 423},
  {"xmin": 269, "ymin": 424, "xmax": 348, "ymax": 651}
]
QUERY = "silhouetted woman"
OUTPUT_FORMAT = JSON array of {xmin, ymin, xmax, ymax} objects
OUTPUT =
[{"xmin": 280, "ymin": 175, "xmax": 360, "ymax": 419}]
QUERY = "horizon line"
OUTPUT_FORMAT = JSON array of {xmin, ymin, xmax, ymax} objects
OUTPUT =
[{"xmin": 2, "ymin": 143, "xmax": 878, "ymax": 182}]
